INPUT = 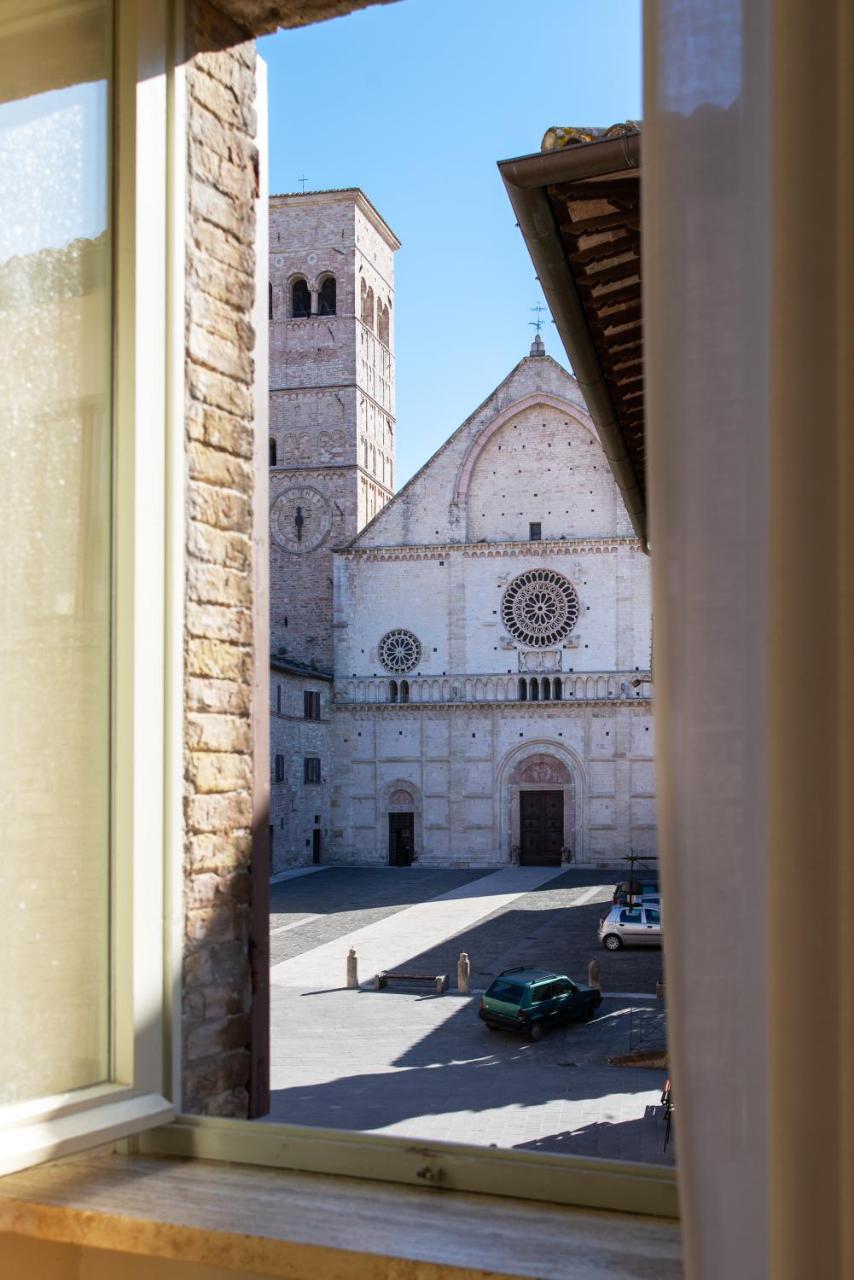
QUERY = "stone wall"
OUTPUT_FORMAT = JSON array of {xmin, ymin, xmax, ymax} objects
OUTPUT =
[
  {"xmin": 269, "ymin": 670, "xmax": 333, "ymax": 873},
  {"xmin": 268, "ymin": 191, "xmax": 398, "ymax": 663},
  {"xmin": 331, "ymin": 350, "xmax": 655, "ymax": 868},
  {"xmin": 182, "ymin": 0, "xmax": 259, "ymax": 1117},
  {"xmin": 330, "ymin": 702, "xmax": 656, "ymax": 866}
]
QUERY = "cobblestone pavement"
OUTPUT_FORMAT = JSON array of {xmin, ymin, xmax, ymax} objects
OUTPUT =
[
  {"xmin": 269, "ymin": 868, "xmax": 492, "ymax": 967},
  {"xmin": 267, "ymin": 867, "xmax": 671, "ymax": 1165}
]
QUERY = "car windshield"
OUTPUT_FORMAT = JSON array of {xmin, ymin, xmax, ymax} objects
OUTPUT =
[{"xmin": 486, "ymin": 978, "xmax": 524, "ymax": 1003}]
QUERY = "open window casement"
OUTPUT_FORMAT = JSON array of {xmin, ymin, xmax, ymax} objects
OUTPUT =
[
  {"xmin": 0, "ymin": 0, "xmax": 175, "ymax": 1175},
  {"xmin": 0, "ymin": 0, "xmax": 679, "ymax": 1226}
]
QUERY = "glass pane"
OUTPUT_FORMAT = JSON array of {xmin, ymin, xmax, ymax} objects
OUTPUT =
[{"xmin": 0, "ymin": 0, "xmax": 112, "ymax": 1105}]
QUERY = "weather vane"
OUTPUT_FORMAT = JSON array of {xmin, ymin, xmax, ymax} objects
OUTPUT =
[
  {"xmin": 529, "ymin": 303, "xmax": 547, "ymax": 334},
  {"xmin": 298, "ymin": 175, "xmax": 308, "ymax": 193}
]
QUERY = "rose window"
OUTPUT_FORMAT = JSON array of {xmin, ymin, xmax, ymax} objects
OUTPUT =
[
  {"xmin": 501, "ymin": 569, "xmax": 580, "ymax": 647},
  {"xmin": 378, "ymin": 628, "xmax": 422, "ymax": 673}
]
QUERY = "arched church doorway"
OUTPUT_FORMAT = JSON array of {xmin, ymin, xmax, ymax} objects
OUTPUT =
[
  {"xmin": 387, "ymin": 787, "xmax": 415, "ymax": 866},
  {"xmin": 505, "ymin": 751, "xmax": 577, "ymax": 866}
]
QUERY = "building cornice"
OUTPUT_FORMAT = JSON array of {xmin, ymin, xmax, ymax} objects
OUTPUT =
[
  {"xmin": 269, "ymin": 188, "xmax": 401, "ymax": 251},
  {"xmin": 336, "ymin": 536, "xmax": 642, "ymax": 562},
  {"xmin": 332, "ymin": 699, "xmax": 651, "ymax": 712}
]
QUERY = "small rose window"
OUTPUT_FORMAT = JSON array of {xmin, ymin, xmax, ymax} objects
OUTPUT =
[{"xmin": 378, "ymin": 628, "xmax": 421, "ymax": 673}]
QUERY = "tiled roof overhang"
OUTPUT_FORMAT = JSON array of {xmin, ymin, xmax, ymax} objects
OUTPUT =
[
  {"xmin": 498, "ymin": 126, "xmax": 646, "ymax": 547},
  {"xmin": 218, "ymin": 0, "xmax": 400, "ymax": 37}
]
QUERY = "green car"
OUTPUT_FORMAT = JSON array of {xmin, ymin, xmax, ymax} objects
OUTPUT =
[{"xmin": 479, "ymin": 967, "xmax": 602, "ymax": 1042}]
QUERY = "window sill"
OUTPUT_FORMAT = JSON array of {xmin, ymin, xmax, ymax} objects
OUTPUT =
[{"xmin": 0, "ymin": 1151, "xmax": 682, "ymax": 1279}]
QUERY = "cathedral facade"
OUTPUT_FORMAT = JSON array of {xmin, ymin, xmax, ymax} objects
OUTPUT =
[{"xmin": 270, "ymin": 192, "xmax": 655, "ymax": 872}]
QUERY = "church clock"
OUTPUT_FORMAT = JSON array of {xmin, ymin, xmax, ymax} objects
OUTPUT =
[{"xmin": 271, "ymin": 484, "xmax": 333, "ymax": 554}]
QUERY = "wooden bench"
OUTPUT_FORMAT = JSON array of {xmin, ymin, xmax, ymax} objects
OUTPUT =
[{"xmin": 374, "ymin": 970, "xmax": 449, "ymax": 994}]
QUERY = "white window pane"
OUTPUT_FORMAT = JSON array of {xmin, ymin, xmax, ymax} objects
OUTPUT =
[{"xmin": 0, "ymin": 0, "xmax": 112, "ymax": 1105}]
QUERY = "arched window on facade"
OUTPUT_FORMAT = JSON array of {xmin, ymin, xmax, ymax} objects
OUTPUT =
[
  {"xmin": 530, "ymin": 677, "xmax": 540, "ymax": 702},
  {"xmin": 269, "ymin": 437, "xmax": 277, "ymax": 467},
  {"xmin": 291, "ymin": 276, "xmax": 311, "ymax": 318},
  {"xmin": 268, "ymin": 282, "xmax": 273, "ymax": 320},
  {"xmin": 361, "ymin": 278, "xmax": 374, "ymax": 329},
  {"xmin": 400, "ymin": 680, "xmax": 410, "ymax": 704},
  {"xmin": 317, "ymin": 275, "xmax": 336, "ymax": 316},
  {"xmin": 377, "ymin": 300, "xmax": 389, "ymax": 345},
  {"xmin": 388, "ymin": 680, "xmax": 398, "ymax": 704},
  {"xmin": 542, "ymin": 679, "xmax": 551, "ymax": 702},
  {"xmin": 518, "ymin": 678, "xmax": 527, "ymax": 702},
  {"xmin": 553, "ymin": 677, "xmax": 563, "ymax": 701}
]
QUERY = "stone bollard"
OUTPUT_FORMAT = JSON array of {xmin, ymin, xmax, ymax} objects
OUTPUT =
[
  {"xmin": 346, "ymin": 947, "xmax": 358, "ymax": 990},
  {"xmin": 457, "ymin": 951, "xmax": 471, "ymax": 994},
  {"xmin": 587, "ymin": 958, "xmax": 601, "ymax": 992}
]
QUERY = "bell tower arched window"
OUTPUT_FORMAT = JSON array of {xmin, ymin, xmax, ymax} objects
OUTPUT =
[
  {"xmin": 291, "ymin": 276, "xmax": 310, "ymax": 318},
  {"xmin": 361, "ymin": 278, "xmax": 374, "ymax": 330},
  {"xmin": 269, "ymin": 437, "xmax": 277, "ymax": 467},
  {"xmin": 377, "ymin": 300, "xmax": 389, "ymax": 346},
  {"xmin": 318, "ymin": 275, "xmax": 336, "ymax": 316}
]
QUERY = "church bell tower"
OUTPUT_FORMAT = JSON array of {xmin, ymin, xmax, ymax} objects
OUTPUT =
[{"xmin": 268, "ymin": 189, "xmax": 400, "ymax": 668}]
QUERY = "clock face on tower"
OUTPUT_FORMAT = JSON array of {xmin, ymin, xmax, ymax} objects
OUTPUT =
[{"xmin": 271, "ymin": 485, "xmax": 333, "ymax": 554}]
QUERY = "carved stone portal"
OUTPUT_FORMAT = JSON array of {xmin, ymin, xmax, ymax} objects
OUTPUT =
[
  {"xmin": 506, "ymin": 752, "xmax": 576, "ymax": 861},
  {"xmin": 510, "ymin": 754, "xmax": 572, "ymax": 787},
  {"xmin": 389, "ymin": 789, "xmax": 414, "ymax": 808}
]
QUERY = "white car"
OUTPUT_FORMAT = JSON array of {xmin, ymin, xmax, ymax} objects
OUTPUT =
[{"xmin": 598, "ymin": 903, "xmax": 662, "ymax": 950}]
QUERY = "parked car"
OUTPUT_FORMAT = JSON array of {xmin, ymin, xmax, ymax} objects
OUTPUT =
[
  {"xmin": 598, "ymin": 903, "xmax": 662, "ymax": 950},
  {"xmin": 479, "ymin": 967, "xmax": 602, "ymax": 1041},
  {"xmin": 612, "ymin": 879, "xmax": 659, "ymax": 905}
]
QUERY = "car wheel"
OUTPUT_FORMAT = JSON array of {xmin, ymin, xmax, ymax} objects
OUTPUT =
[
  {"xmin": 603, "ymin": 933, "xmax": 622, "ymax": 951},
  {"xmin": 528, "ymin": 1021, "xmax": 544, "ymax": 1042}
]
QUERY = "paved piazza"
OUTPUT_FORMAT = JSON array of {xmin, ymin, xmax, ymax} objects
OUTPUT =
[{"xmin": 268, "ymin": 867, "xmax": 672, "ymax": 1166}]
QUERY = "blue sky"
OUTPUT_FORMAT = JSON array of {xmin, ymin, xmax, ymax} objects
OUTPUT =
[{"xmin": 260, "ymin": 0, "xmax": 641, "ymax": 486}]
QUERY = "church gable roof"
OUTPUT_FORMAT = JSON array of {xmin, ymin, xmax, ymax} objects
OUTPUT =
[{"xmin": 347, "ymin": 349, "xmax": 590, "ymax": 550}]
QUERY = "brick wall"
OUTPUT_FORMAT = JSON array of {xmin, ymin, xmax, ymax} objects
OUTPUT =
[{"xmin": 182, "ymin": 0, "xmax": 259, "ymax": 1117}]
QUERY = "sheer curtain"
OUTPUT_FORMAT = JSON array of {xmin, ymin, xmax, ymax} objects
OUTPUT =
[{"xmin": 645, "ymin": 2, "xmax": 853, "ymax": 1277}]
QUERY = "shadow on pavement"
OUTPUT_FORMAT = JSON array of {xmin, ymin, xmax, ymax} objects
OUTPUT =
[
  {"xmin": 514, "ymin": 1107, "xmax": 675, "ymax": 1166},
  {"xmin": 390, "ymin": 994, "xmax": 659, "ymax": 1069},
  {"xmin": 269, "ymin": 866, "xmax": 615, "ymax": 921},
  {"xmin": 368, "ymin": 898, "xmax": 663, "ymax": 1001},
  {"xmin": 269, "ymin": 1054, "xmax": 668, "ymax": 1137}
]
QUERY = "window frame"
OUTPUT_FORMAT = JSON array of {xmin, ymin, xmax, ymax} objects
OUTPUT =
[
  {"xmin": 2, "ymin": 0, "xmax": 680, "ymax": 1226},
  {"xmin": 0, "ymin": 0, "xmax": 175, "ymax": 1177}
]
